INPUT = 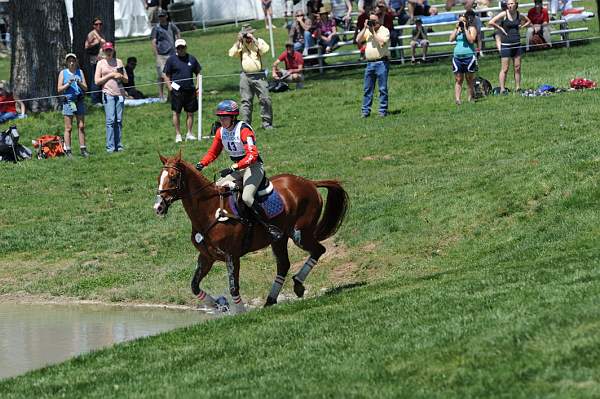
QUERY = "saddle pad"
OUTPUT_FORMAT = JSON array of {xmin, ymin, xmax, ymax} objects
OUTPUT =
[{"xmin": 228, "ymin": 188, "xmax": 285, "ymax": 220}]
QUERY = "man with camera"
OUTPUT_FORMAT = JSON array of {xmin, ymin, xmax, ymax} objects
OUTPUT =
[
  {"xmin": 357, "ymin": 11, "xmax": 390, "ymax": 118},
  {"xmin": 163, "ymin": 39, "xmax": 202, "ymax": 143},
  {"xmin": 228, "ymin": 24, "xmax": 273, "ymax": 130}
]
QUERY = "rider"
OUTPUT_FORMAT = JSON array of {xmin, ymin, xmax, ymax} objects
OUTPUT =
[{"xmin": 196, "ymin": 100, "xmax": 283, "ymax": 240}]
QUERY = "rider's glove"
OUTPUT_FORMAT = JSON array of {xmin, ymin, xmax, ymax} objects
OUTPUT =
[
  {"xmin": 219, "ymin": 167, "xmax": 234, "ymax": 178},
  {"xmin": 195, "ymin": 162, "xmax": 204, "ymax": 171}
]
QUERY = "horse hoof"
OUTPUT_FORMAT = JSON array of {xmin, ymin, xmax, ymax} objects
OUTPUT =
[
  {"xmin": 264, "ymin": 297, "xmax": 277, "ymax": 307},
  {"xmin": 293, "ymin": 278, "xmax": 305, "ymax": 298}
]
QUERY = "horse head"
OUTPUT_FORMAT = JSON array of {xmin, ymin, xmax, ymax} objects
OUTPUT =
[{"xmin": 154, "ymin": 151, "xmax": 184, "ymax": 217}]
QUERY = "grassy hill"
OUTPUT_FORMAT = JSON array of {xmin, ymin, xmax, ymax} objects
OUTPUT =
[{"xmin": 1, "ymin": 15, "xmax": 599, "ymax": 398}]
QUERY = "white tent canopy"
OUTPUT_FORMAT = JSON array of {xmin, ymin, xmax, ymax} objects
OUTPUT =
[
  {"xmin": 64, "ymin": 0, "xmax": 292, "ymax": 39},
  {"xmin": 64, "ymin": 0, "xmax": 151, "ymax": 38}
]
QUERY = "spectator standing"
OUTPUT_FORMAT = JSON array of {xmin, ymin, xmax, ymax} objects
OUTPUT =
[
  {"xmin": 151, "ymin": 9, "xmax": 180, "ymax": 101},
  {"xmin": 357, "ymin": 11, "xmax": 390, "ymax": 117},
  {"xmin": 228, "ymin": 24, "xmax": 273, "ymax": 129},
  {"xmin": 84, "ymin": 17, "xmax": 106, "ymax": 104},
  {"xmin": 57, "ymin": 53, "xmax": 89, "ymax": 157},
  {"xmin": 315, "ymin": 8, "xmax": 340, "ymax": 53},
  {"xmin": 449, "ymin": 12, "xmax": 478, "ymax": 104},
  {"xmin": 262, "ymin": 0, "xmax": 275, "ymax": 30},
  {"xmin": 410, "ymin": 18, "xmax": 429, "ymax": 63},
  {"xmin": 376, "ymin": 1, "xmax": 398, "ymax": 58},
  {"xmin": 95, "ymin": 42, "xmax": 128, "ymax": 153},
  {"xmin": 331, "ymin": 0, "xmax": 353, "ymax": 32},
  {"xmin": 145, "ymin": 0, "xmax": 160, "ymax": 25},
  {"xmin": 272, "ymin": 41, "xmax": 305, "ymax": 88},
  {"xmin": 464, "ymin": 0, "xmax": 484, "ymax": 57},
  {"xmin": 289, "ymin": 10, "xmax": 314, "ymax": 54},
  {"xmin": 163, "ymin": 39, "xmax": 201, "ymax": 143},
  {"xmin": 489, "ymin": 0, "xmax": 531, "ymax": 93},
  {"xmin": 124, "ymin": 57, "xmax": 146, "ymax": 99},
  {"xmin": 0, "ymin": 81, "xmax": 24, "ymax": 124},
  {"xmin": 526, "ymin": 0, "xmax": 551, "ymax": 51}
]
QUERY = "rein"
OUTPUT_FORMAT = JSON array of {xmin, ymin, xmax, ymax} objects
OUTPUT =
[{"xmin": 157, "ymin": 165, "xmax": 217, "ymax": 200}]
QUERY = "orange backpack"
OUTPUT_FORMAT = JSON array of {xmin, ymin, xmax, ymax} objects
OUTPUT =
[{"xmin": 32, "ymin": 135, "xmax": 65, "ymax": 159}]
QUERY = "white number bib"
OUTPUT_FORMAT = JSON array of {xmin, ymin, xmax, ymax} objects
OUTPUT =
[{"xmin": 220, "ymin": 121, "xmax": 251, "ymax": 158}]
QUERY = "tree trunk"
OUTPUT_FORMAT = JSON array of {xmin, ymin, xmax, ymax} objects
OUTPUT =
[
  {"xmin": 9, "ymin": 0, "xmax": 70, "ymax": 112},
  {"xmin": 72, "ymin": 0, "xmax": 115, "ymax": 86}
]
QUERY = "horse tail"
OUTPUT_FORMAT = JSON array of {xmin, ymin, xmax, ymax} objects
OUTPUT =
[{"xmin": 313, "ymin": 180, "xmax": 349, "ymax": 241}]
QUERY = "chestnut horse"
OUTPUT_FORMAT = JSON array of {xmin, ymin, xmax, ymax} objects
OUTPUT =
[{"xmin": 154, "ymin": 152, "xmax": 349, "ymax": 311}]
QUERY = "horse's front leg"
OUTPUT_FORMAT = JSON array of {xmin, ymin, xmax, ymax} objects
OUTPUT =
[
  {"xmin": 192, "ymin": 253, "xmax": 217, "ymax": 308},
  {"xmin": 226, "ymin": 254, "xmax": 246, "ymax": 313}
]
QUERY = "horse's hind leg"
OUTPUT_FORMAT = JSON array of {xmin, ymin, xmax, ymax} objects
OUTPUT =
[
  {"xmin": 291, "ymin": 231, "xmax": 326, "ymax": 298},
  {"xmin": 192, "ymin": 253, "xmax": 217, "ymax": 308},
  {"xmin": 265, "ymin": 238, "xmax": 291, "ymax": 307},
  {"xmin": 225, "ymin": 255, "xmax": 245, "ymax": 313}
]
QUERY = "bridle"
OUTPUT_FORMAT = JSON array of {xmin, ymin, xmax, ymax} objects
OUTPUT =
[
  {"xmin": 157, "ymin": 164, "xmax": 219, "ymax": 202},
  {"xmin": 157, "ymin": 165, "xmax": 184, "ymax": 201}
]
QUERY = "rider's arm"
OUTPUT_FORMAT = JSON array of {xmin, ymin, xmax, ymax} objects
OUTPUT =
[
  {"xmin": 199, "ymin": 130, "xmax": 223, "ymax": 167},
  {"xmin": 235, "ymin": 127, "xmax": 259, "ymax": 169}
]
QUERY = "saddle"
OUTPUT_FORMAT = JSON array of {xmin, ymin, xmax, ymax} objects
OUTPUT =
[{"xmin": 216, "ymin": 174, "xmax": 284, "ymax": 222}]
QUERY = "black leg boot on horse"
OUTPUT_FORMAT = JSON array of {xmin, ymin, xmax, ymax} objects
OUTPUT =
[{"xmin": 250, "ymin": 202, "xmax": 284, "ymax": 241}]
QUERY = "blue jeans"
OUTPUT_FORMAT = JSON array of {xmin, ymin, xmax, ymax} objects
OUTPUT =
[
  {"xmin": 103, "ymin": 93, "xmax": 124, "ymax": 152},
  {"xmin": 362, "ymin": 60, "xmax": 389, "ymax": 116},
  {"xmin": 0, "ymin": 112, "xmax": 17, "ymax": 123},
  {"xmin": 302, "ymin": 31, "xmax": 314, "ymax": 54}
]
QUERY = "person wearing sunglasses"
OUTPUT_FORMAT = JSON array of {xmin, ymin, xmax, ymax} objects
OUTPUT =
[{"xmin": 84, "ymin": 17, "xmax": 106, "ymax": 104}]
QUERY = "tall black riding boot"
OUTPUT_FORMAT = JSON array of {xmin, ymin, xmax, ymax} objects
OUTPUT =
[{"xmin": 251, "ymin": 203, "xmax": 283, "ymax": 241}]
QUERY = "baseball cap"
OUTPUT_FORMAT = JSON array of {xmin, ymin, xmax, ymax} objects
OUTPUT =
[
  {"xmin": 158, "ymin": 9, "xmax": 168, "ymax": 17},
  {"xmin": 102, "ymin": 42, "xmax": 114, "ymax": 51},
  {"xmin": 175, "ymin": 38, "xmax": 187, "ymax": 48},
  {"xmin": 64, "ymin": 53, "xmax": 77, "ymax": 62}
]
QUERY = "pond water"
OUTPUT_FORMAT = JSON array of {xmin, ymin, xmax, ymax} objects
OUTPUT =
[{"xmin": 0, "ymin": 302, "xmax": 212, "ymax": 380}]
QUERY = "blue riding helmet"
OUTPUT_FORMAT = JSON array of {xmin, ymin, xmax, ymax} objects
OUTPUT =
[{"xmin": 216, "ymin": 100, "xmax": 239, "ymax": 116}]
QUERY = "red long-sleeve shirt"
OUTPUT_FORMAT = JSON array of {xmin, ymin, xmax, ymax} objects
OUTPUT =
[{"xmin": 199, "ymin": 124, "xmax": 260, "ymax": 169}]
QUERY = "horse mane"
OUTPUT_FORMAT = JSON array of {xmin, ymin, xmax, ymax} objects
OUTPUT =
[{"xmin": 175, "ymin": 158, "xmax": 218, "ymax": 197}]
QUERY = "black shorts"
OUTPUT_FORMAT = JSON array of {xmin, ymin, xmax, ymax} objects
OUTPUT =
[
  {"xmin": 171, "ymin": 89, "xmax": 198, "ymax": 113},
  {"xmin": 500, "ymin": 43, "xmax": 523, "ymax": 58}
]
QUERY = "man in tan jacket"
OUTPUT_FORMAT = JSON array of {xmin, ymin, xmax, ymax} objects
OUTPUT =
[{"xmin": 229, "ymin": 24, "xmax": 273, "ymax": 129}]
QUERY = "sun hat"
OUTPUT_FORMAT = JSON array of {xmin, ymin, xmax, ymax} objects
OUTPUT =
[{"xmin": 240, "ymin": 24, "xmax": 256, "ymax": 35}]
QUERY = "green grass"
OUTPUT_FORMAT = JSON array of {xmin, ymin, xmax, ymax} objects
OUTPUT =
[{"xmin": 1, "ymin": 14, "xmax": 600, "ymax": 398}]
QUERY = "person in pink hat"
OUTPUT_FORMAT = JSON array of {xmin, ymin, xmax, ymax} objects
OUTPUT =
[{"xmin": 95, "ymin": 42, "xmax": 129, "ymax": 153}]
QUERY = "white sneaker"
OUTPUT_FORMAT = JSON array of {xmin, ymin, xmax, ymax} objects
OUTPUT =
[
  {"xmin": 185, "ymin": 132, "xmax": 197, "ymax": 141},
  {"xmin": 175, "ymin": 134, "xmax": 183, "ymax": 143}
]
